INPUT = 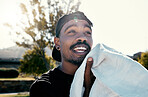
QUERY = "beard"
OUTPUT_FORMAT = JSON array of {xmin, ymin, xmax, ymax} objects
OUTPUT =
[
  {"xmin": 62, "ymin": 40, "xmax": 91, "ymax": 67},
  {"xmin": 66, "ymin": 55, "xmax": 86, "ymax": 67}
]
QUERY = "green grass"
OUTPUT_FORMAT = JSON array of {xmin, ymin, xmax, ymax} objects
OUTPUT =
[
  {"xmin": 0, "ymin": 92, "xmax": 29, "ymax": 97},
  {"xmin": 0, "ymin": 94, "xmax": 29, "ymax": 97},
  {"xmin": 0, "ymin": 77, "xmax": 34, "ymax": 81}
]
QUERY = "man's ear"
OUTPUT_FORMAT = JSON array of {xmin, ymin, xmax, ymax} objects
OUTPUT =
[{"xmin": 54, "ymin": 37, "xmax": 60, "ymax": 47}]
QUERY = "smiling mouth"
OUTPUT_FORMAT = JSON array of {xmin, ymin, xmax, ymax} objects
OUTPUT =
[
  {"xmin": 70, "ymin": 41, "xmax": 91, "ymax": 56},
  {"xmin": 73, "ymin": 46, "xmax": 87, "ymax": 53},
  {"xmin": 71, "ymin": 44, "xmax": 90, "ymax": 56}
]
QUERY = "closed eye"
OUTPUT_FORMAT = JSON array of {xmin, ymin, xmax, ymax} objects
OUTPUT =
[
  {"xmin": 67, "ymin": 30, "xmax": 77, "ymax": 36},
  {"xmin": 68, "ymin": 30, "xmax": 76, "ymax": 33},
  {"xmin": 85, "ymin": 31, "xmax": 92, "ymax": 36}
]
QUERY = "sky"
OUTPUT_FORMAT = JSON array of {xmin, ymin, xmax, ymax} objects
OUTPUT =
[
  {"xmin": 79, "ymin": 0, "xmax": 148, "ymax": 55},
  {"xmin": 0, "ymin": 0, "xmax": 21, "ymax": 48},
  {"xmin": 0, "ymin": 0, "xmax": 148, "ymax": 56}
]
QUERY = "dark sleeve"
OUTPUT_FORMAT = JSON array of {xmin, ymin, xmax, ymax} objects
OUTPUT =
[{"xmin": 30, "ymin": 80, "xmax": 52, "ymax": 97}]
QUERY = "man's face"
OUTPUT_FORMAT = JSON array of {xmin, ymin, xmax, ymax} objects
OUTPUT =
[{"xmin": 56, "ymin": 19, "xmax": 93, "ymax": 66}]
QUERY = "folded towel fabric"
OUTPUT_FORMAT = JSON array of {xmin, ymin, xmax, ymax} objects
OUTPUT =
[{"xmin": 70, "ymin": 43, "xmax": 148, "ymax": 97}]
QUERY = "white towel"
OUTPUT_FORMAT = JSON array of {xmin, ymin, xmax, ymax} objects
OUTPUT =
[{"xmin": 70, "ymin": 43, "xmax": 148, "ymax": 97}]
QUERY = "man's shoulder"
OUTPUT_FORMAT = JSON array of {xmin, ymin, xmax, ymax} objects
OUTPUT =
[
  {"xmin": 30, "ymin": 68, "xmax": 57, "ymax": 97},
  {"xmin": 31, "ymin": 68, "xmax": 56, "ymax": 86},
  {"xmin": 37, "ymin": 69, "xmax": 54, "ymax": 83}
]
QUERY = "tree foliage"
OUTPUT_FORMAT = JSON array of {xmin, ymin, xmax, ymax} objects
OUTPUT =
[
  {"xmin": 17, "ymin": 0, "xmax": 81, "ymax": 49},
  {"xmin": 19, "ymin": 46, "xmax": 56, "ymax": 77},
  {"xmin": 5, "ymin": 0, "xmax": 81, "ymax": 75},
  {"xmin": 138, "ymin": 51, "xmax": 148, "ymax": 70},
  {"xmin": 18, "ymin": 0, "xmax": 80, "ymax": 69}
]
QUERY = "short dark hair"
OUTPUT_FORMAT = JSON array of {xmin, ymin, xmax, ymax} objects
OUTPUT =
[{"xmin": 55, "ymin": 11, "xmax": 93, "ymax": 38}]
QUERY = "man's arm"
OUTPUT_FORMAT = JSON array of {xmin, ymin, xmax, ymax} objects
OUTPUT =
[
  {"xmin": 30, "ymin": 81, "xmax": 52, "ymax": 97},
  {"xmin": 83, "ymin": 57, "xmax": 95, "ymax": 97}
]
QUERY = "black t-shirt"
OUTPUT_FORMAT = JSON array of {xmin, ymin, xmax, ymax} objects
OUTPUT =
[{"xmin": 30, "ymin": 67, "xmax": 74, "ymax": 97}]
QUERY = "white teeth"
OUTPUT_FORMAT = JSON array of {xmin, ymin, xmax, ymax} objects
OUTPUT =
[
  {"xmin": 74, "ymin": 47, "xmax": 87, "ymax": 50},
  {"xmin": 77, "ymin": 50, "xmax": 84, "ymax": 53}
]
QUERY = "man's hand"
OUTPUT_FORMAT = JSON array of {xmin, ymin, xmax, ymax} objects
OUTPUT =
[{"xmin": 83, "ymin": 57, "xmax": 95, "ymax": 97}]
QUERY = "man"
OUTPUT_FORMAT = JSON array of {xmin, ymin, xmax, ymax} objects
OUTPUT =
[{"xmin": 30, "ymin": 11, "xmax": 95, "ymax": 97}]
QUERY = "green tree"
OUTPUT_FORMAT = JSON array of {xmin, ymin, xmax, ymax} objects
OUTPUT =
[
  {"xmin": 19, "ymin": 46, "xmax": 56, "ymax": 77},
  {"xmin": 17, "ymin": 0, "xmax": 81, "ymax": 50},
  {"xmin": 14, "ymin": 0, "xmax": 80, "ymax": 69},
  {"xmin": 138, "ymin": 51, "xmax": 148, "ymax": 70},
  {"xmin": 5, "ymin": 0, "xmax": 81, "ymax": 75}
]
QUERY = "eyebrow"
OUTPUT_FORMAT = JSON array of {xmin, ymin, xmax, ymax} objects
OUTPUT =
[
  {"xmin": 64, "ymin": 24, "xmax": 77, "ymax": 32},
  {"xmin": 64, "ymin": 24, "xmax": 92, "ymax": 32},
  {"xmin": 84, "ymin": 24, "xmax": 92, "ymax": 31}
]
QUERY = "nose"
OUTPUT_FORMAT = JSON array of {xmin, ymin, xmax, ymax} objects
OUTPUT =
[{"xmin": 76, "ymin": 33, "xmax": 87, "ymax": 42}]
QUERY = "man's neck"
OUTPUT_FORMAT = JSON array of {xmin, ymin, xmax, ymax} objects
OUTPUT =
[{"xmin": 59, "ymin": 61, "xmax": 78, "ymax": 75}]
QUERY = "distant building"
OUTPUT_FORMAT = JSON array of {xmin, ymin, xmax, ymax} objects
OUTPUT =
[
  {"xmin": 0, "ymin": 45, "xmax": 52, "ymax": 69},
  {"xmin": 0, "ymin": 58, "xmax": 21, "ymax": 69}
]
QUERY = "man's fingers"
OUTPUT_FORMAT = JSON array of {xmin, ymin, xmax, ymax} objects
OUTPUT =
[
  {"xmin": 83, "ymin": 57, "xmax": 93, "ymax": 97},
  {"xmin": 85, "ymin": 57, "xmax": 93, "ymax": 75},
  {"xmin": 84, "ymin": 57, "xmax": 93, "ymax": 87},
  {"xmin": 87, "ymin": 57, "xmax": 93, "ymax": 67}
]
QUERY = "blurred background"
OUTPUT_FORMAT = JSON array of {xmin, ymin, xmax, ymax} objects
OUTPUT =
[{"xmin": 0, "ymin": 0, "xmax": 148, "ymax": 96}]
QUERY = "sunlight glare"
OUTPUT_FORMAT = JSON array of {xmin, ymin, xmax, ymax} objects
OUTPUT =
[
  {"xmin": 0, "ymin": 0, "xmax": 25, "ymax": 49},
  {"xmin": 0, "ymin": 0, "xmax": 22, "ymax": 26}
]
